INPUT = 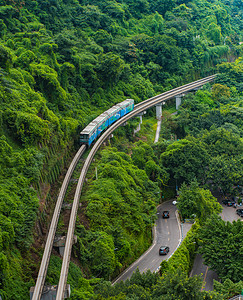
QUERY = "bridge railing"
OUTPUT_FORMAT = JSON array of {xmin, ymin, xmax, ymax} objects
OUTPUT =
[{"xmin": 228, "ymin": 295, "xmax": 243, "ymax": 300}]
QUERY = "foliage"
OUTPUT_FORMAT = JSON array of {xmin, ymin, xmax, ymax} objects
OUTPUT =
[
  {"xmin": 214, "ymin": 278, "xmax": 243, "ymax": 299},
  {"xmin": 160, "ymin": 137, "xmax": 210, "ymax": 186},
  {"xmin": 89, "ymin": 268, "xmax": 222, "ymax": 299},
  {"xmin": 75, "ymin": 148, "xmax": 160, "ymax": 279},
  {"xmin": 0, "ymin": 0, "xmax": 242, "ymax": 297},
  {"xmin": 212, "ymin": 83, "xmax": 230, "ymax": 101},
  {"xmin": 151, "ymin": 269, "xmax": 222, "ymax": 300},
  {"xmin": 177, "ymin": 180, "xmax": 222, "ymax": 222},
  {"xmin": 198, "ymin": 215, "xmax": 243, "ymax": 282}
]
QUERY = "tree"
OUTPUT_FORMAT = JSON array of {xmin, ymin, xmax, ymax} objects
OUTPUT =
[
  {"xmin": 206, "ymin": 155, "xmax": 242, "ymax": 194},
  {"xmin": 160, "ymin": 137, "xmax": 210, "ymax": 185},
  {"xmin": 214, "ymin": 278, "xmax": 243, "ymax": 299},
  {"xmin": 177, "ymin": 180, "xmax": 222, "ymax": 222},
  {"xmin": 131, "ymin": 141, "xmax": 155, "ymax": 170},
  {"xmin": 152, "ymin": 0, "xmax": 176, "ymax": 16},
  {"xmin": 151, "ymin": 269, "xmax": 222, "ymax": 300},
  {"xmin": 96, "ymin": 52, "xmax": 125, "ymax": 86},
  {"xmin": 202, "ymin": 127, "xmax": 243, "ymax": 157},
  {"xmin": 90, "ymin": 232, "xmax": 116, "ymax": 279},
  {"xmin": 0, "ymin": 44, "xmax": 13, "ymax": 71},
  {"xmin": 207, "ymin": 22, "xmax": 222, "ymax": 44},
  {"xmin": 198, "ymin": 215, "xmax": 243, "ymax": 282},
  {"xmin": 212, "ymin": 83, "xmax": 230, "ymax": 101}
]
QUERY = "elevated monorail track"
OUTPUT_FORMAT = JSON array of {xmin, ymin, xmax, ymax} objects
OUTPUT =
[
  {"xmin": 32, "ymin": 145, "xmax": 86, "ymax": 300},
  {"xmin": 32, "ymin": 75, "xmax": 216, "ymax": 299}
]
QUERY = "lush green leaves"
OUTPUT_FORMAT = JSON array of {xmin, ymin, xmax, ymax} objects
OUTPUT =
[
  {"xmin": 160, "ymin": 137, "xmax": 209, "ymax": 185},
  {"xmin": 0, "ymin": 0, "xmax": 242, "ymax": 298},
  {"xmin": 198, "ymin": 215, "xmax": 243, "ymax": 282},
  {"xmin": 177, "ymin": 181, "xmax": 222, "ymax": 222}
]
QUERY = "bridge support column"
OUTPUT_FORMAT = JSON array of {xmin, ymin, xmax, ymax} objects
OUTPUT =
[
  {"xmin": 134, "ymin": 111, "xmax": 146, "ymax": 134},
  {"xmin": 176, "ymin": 94, "xmax": 184, "ymax": 110},
  {"xmin": 155, "ymin": 102, "xmax": 165, "ymax": 120},
  {"xmin": 53, "ymin": 235, "xmax": 77, "ymax": 257},
  {"xmin": 30, "ymin": 284, "xmax": 71, "ymax": 300},
  {"xmin": 156, "ymin": 104, "xmax": 162, "ymax": 120}
]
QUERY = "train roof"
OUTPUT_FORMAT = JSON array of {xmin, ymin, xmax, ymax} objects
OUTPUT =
[
  {"xmin": 119, "ymin": 99, "xmax": 134, "ymax": 107},
  {"xmin": 80, "ymin": 112, "xmax": 109, "ymax": 135},
  {"xmin": 105, "ymin": 99, "xmax": 134, "ymax": 116},
  {"xmin": 80, "ymin": 99, "xmax": 134, "ymax": 135},
  {"xmin": 92, "ymin": 112, "xmax": 109, "ymax": 125},
  {"xmin": 80, "ymin": 122, "xmax": 97, "ymax": 135}
]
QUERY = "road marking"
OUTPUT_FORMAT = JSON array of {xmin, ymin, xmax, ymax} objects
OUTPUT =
[
  {"xmin": 168, "ymin": 237, "xmax": 170, "ymax": 241},
  {"xmin": 165, "ymin": 219, "xmax": 167, "ymax": 223},
  {"xmin": 168, "ymin": 232, "xmax": 170, "ymax": 235},
  {"xmin": 201, "ymin": 266, "xmax": 208, "ymax": 291},
  {"xmin": 152, "ymin": 259, "xmax": 156, "ymax": 263}
]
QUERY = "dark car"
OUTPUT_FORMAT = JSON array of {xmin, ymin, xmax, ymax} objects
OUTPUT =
[
  {"xmin": 222, "ymin": 199, "xmax": 235, "ymax": 206},
  {"xmin": 159, "ymin": 246, "xmax": 169, "ymax": 255},
  {"xmin": 162, "ymin": 211, "xmax": 170, "ymax": 218},
  {"xmin": 236, "ymin": 209, "xmax": 243, "ymax": 217},
  {"xmin": 222, "ymin": 199, "xmax": 230, "ymax": 205}
]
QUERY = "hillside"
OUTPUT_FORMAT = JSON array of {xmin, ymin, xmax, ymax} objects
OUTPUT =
[{"xmin": 0, "ymin": 0, "xmax": 243, "ymax": 299}]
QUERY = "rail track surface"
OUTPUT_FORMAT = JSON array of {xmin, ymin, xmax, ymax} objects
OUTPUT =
[{"xmin": 32, "ymin": 75, "xmax": 216, "ymax": 300}]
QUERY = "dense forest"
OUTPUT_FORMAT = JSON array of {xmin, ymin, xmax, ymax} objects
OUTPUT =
[{"xmin": 0, "ymin": 0, "xmax": 243, "ymax": 299}]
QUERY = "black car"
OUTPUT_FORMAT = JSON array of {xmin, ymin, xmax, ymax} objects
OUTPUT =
[
  {"xmin": 159, "ymin": 246, "xmax": 169, "ymax": 255},
  {"xmin": 222, "ymin": 199, "xmax": 230, "ymax": 205},
  {"xmin": 162, "ymin": 211, "xmax": 170, "ymax": 218},
  {"xmin": 222, "ymin": 199, "xmax": 235, "ymax": 206},
  {"xmin": 236, "ymin": 209, "xmax": 243, "ymax": 217}
]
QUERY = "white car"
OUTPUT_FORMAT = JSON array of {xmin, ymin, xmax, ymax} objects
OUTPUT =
[{"xmin": 172, "ymin": 200, "xmax": 177, "ymax": 205}]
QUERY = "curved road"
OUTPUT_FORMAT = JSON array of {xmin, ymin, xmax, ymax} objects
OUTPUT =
[
  {"xmin": 113, "ymin": 200, "xmax": 192, "ymax": 284},
  {"xmin": 113, "ymin": 198, "xmax": 242, "ymax": 288}
]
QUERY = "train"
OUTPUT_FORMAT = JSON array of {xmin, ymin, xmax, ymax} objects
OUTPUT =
[{"xmin": 80, "ymin": 99, "xmax": 134, "ymax": 146}]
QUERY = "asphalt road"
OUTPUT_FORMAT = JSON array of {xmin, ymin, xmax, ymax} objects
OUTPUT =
[
  {"xmin": 190, "ymin": 201, "xmax": 242, "ymax": 291},
  {"xmin": 113, "ymin": 200, "xmax": 189, "ymax": 284}
]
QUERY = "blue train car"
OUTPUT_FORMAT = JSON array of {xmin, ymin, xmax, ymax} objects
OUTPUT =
[{"xmin": 80, "ymin": 99, "xmax": 134, "ymax": 146}]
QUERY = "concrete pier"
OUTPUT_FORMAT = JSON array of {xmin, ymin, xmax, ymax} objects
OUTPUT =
[
  {"xmin": 53, "ymin": 235, "xmax": 77, "ymax": 257},
  {"xmin": 134, "ymin": 111, "xmax": 146, "ymax": 134},
  {"xmin": 156, "ymin": 103, "xmax": 162, "ymax": 120},
  {"xmin": 176, "ymin": 94, "xmax": 183, "ymax": 110},
  {"xmin": 30, "ymin": 285, "xmax": 71, "ymax": 300}
]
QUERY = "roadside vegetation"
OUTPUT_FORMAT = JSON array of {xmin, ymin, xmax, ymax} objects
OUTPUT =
[{"xmin": 0, "ymin": 0, "xmax": 243, "ymax": 299}]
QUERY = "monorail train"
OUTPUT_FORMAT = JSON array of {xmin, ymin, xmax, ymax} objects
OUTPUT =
[{"xmin": 80, "ymin": 99, "xmax": 134, "ymax": 146}]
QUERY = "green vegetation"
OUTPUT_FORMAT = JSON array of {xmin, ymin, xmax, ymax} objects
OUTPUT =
[
  {"xmin": 0, "ymin": 0, "xmax": 242, "ymax": 298},
  {"xmin": 71, "ymin": 268, "xmax": 223, "ymax": 299},
  {"xmin": 198, "ymin": 215, "xmax": 243, "ymax": 282},
  {"xmin": 74, "ymin": 148, "xmax": 160, "ymax": 280},
  {"xmin": 177, "ymin": 180, "xmax": 222, "ymax": 222}
]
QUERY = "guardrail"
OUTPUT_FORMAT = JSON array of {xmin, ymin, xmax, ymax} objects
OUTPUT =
[{"xmin": 228, "ymin": 295, "xmax": 243, "ymax": 300}]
